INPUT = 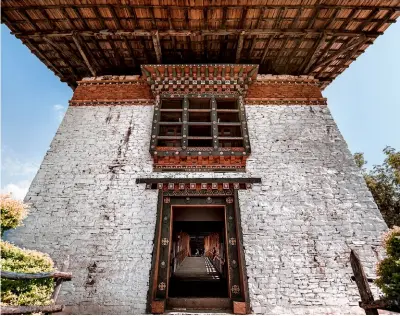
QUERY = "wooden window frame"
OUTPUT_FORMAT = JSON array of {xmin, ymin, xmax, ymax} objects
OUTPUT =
[{"xmin": 149, "ymin": 94, "xmax": 251, "ymax": 159}]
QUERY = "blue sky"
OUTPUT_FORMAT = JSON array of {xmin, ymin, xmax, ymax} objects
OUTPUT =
[{"xmin": 1, "ymin": 23, "xmax": 399, "ymax": 200}]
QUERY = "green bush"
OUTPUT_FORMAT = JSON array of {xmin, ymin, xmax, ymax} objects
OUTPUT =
[
  {"xmin": 375, "ymin": 226, "xmax": 400, "ymax": 308},
  {"xmin": 0, "ymin": 241, "xmax": 55, "ymax": 306},
  {"xmin": 0, "ymin": 194, "xmax": 28, "ymax": 235}
]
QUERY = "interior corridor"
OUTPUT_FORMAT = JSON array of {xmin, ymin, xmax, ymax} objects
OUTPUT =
[
  {"xmin": 169, "ymin": 256, "xmax": 227, "ymax": 297},
  {"xmin": 168, "ymin": 206, "xmax": 228, "ymax": 298}
]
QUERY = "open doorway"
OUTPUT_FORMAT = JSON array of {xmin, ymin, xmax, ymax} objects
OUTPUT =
[{"xmin": 168, "ymin": 206, "xmax": 228, "ymax": 298}]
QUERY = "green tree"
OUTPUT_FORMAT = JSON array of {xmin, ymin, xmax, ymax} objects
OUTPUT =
[
  {"xmin": 0, "ymin": 194, "xmax": 55, "ymax": 306},
  {"xmin": 354, "ymin": 147, "xmax": 400, "ymax": 228},
  {"xmin": 375, "ymin": 226, "xmax": 400, "ymax": 310}
]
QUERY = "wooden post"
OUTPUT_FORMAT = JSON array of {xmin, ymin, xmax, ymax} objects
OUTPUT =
[
  {"xmin": 51, "ymin": 256, "xmax": 70, "ymax": 302},
  {"xmin": 350, "ymin": 250, "xmax": 379, "ymax": 315},
  {"xmin": 1, "ymin": 270, "xmax": 72, "ymax": 280},
  {"xmin": 1, "ymin": 305, "xmax": 64, "ymax": 315}
]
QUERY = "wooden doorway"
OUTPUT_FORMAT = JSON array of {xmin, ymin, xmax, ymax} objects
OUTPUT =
[{"xmin": 149, "ymin": 194, "xmax": 249, "ymax": 314}]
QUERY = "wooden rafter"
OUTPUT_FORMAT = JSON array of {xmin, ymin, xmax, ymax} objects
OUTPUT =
[
  {"xmin": 126, "ymin": 6, "xmax": 138, "ymax": 29},
  {"xmin": 261, "ymin": 35, "xmax": 275, "ymax": 64},
  {"xmin": 302, "ymin": 33, "xmax": 327, "ymax": 73},
  {"xmin": 12, "ymin": 28, "xmax": 384, "ymax": 39},
  {"xmin": 248, "ymin": 7, "xmax": 266, "ymax": 58},
  {"xmin": 93, "ymin": 6, "xmax": 106, "ymax": 30},
  {"xmin": 306, "ymin": 4, "xmax": 320, "ymax": 29},
  {"xmin": 325, "ymin": 8, "xmax": 340, "ymax": 29},
  {"xmin": 109, "ymin": 36, "xmax": 125, "ymax": 67},
  {"xmin": 285, "ymin": 33, "xmax": 306, "ymax": 72},
  {"xmin": 239, "ymin": 7, "xmax": 248, "ymax": 29},
  {"xmin": 23, "ymin": 38, "xmax": 64, "ymax": 78},
  {"xmin": 18, "ymin": 9, "xmax": 38, "ymax": 31},
  {"xmin": 357, "ymin": 7, "xmax": 380, "ymax": 31},
  {"xmin": 43, "ymin": 37, "xmax": 78, "ymax": 77},
  {"xmin": 72, "ymin": 33, "xmax": 97, "ymax": 76},
  {"xmin": 339, "ymin": 8, "xmax": 359, "ymax": 31},
  {"xmin": 124, "ymin": 38, "xmax": 136, "ymax": 67},
  {"xmin": 291, "ymin": 7, "xmax": 303, "ymax": 28},
  {"xmin": 2, "ymin": 2, "xmax": 397, "ymax": 89},
  {"xmin": 374, "ymin": 8, "xmax": 395, "ymax": 31},
  {"xmin": 108, "ymin": 5, "xmax": 122, "ymax": 29},
  {"xmin": 311, "ymin": 35, "xmax": 367, "ymax": 73},
  {"xmin": 152, "ymin": 30, "xmax": 162, "ymax": 63},
  {"xmin": 3, "ymin": 5, "xmax": 400, "ymax": 11},
  {"xmin": 235, "ymin": 32, "xmax": 245, "ymax": 63}
]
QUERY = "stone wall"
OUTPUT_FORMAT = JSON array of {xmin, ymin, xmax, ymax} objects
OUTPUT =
[{"xmin": 7, "ymin": 103, "xmax": 387, "ymax": 314}]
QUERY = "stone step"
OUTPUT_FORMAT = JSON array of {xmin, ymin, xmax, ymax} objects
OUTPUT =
[{"xmin": 167, "ymin": 297, "xmax": 232, "ymax": 311}]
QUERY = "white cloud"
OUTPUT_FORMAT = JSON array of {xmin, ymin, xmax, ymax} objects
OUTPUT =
[
  {"xmin": 1, "ymin": 156, "xmax": 39, "ymax": 177},
  {"xmin": 53, "ymin": 104, "xmax": 66, "ymax": 122},
  {"xmin": 1, "ymin": 180, "xmax": 31, "ymax": 201}
]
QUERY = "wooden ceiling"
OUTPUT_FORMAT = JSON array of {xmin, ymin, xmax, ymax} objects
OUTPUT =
[{"xmin": 2, "ymin": 0, "xmax": 399, "ymax": 89}]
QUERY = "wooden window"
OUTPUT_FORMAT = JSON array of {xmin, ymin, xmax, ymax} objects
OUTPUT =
[{"xmin": 150, "ymin": 95, "xmax": 251, "ymax": 167}]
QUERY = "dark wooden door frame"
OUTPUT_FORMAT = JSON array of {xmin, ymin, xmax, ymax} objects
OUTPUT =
[{"xmin": 147, "ymin": 192, "xmax": 250, "ymax": 314}]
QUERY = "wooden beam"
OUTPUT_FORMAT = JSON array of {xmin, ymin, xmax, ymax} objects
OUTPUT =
[
  {"xmin": 302, "ymin": 32, "xmax": 327, "ymax": 73},
  {"xmin": 239, "ymin": 7, "xmax": 248, "ymax": 29},
  {"xmin": 306, "ymin": 2, "xmax": 321, "ymax": 29},
  {"xmin": 152, "ymin": 30, "xmax": 162, "ymax": 63},
  {"xmin": 90, "ymin": 38, "xmax": 111, "ymax": 67},
  {"xmin": 17, "ymin": 9, "xmax": 38, "ymax": 31},
  {"xmin": 221, "ymin": 7, "xmax": 228, "ymax": 29},
  {"xmin": 310, "ymin": 35, "xmax": 366, "ymax": 73},
  {"xmin": 72, "ymin": 32, "xmax": 97, "ymax": 76},
  {"xmin": 140, "ymin": 38, "xmax": 150, "ymax": 64},
  {"xmin": 43, "ymin": 37, "xmax": 78, "ymax": 77},
  {"xmin": 136, "ymin": 178, "xmax": 262, "ymax": 184},
  {"xmin": 273, "ymin": 7, "xmax": 285, "ymax": 29},
  {"xmin": 261, "ymin": 35, "xmax": 275, "ymax": 64},
  {"xmin": 357, "ymin": 8, "xmax": 380, "ymax": 31},
  {"xmin": 23, "ymin": 38, "xmax": 65, "ymax": 78},
  {"xmin": 108, "ymin": 5, "xmax": 122, "ymax": 29},
  {"xmin": 325, "ymin": 8, "xmax": 339, "ymax": 29},
  {"xmin": 5, "ymin": 15, "xmax": 396, "ymax": 27},
  {"xmin": 318, "ymin": 37, "xmax": 366, "ymax": 75},
  {"xmin": 3, "ymin": 4, "xmax": 400, "ymax": 11},
  {"xmin": 108, "ymin": 36, "xmax": 125, "ymax": 67},
  {"xmin": 291, "ymin": 7, "xmax": 303, "ymax": 28},
  {"xmin": 235, "ymin": 31, "xmax": 245, "ymax": 63},
  {"xmin": 13, "ymin": 28, "xmax": 383, "ymax": 39},
  {"xmin": 51, "ymin": 256, "xmax": 70, "ymax": 303},
  {"xmin": 126, "ymin": 5, "xmax": 138, "ymax": 29},
  {"xmin": 248, "ymin": 7, "xmax": 266, "ymax": 58},
  {"xmin": 1, "ymin": 305, "xmax": 64, "ymax": 315},
  {"xmin": 123, "ymin": 38, "xmax": 136, "ymax": 67},
  {"xmin": 286, "ymin": 33, "xmax": 306, "ymax": 72},
  {"xmin": 203, "ymin": 7, "xmax": 208, "ymax": 59},
  {"xmin": 350, "ymin": 250, "xmax": 379, "ymax": 315},
  {"xmin": 149, "ymin": 6, "xmax": 157, "ymax": 29},
  {"xmin": 70, "ymin": 6, "xmax": 91, "ymax": 30},
  {"xmin": 93, "ymin": 6, "xmax": 106, "ymax": 30},
  {"xmin": 59, "ymin": 7, "xmax": 76, "ymax": 29},
  {"xmin": 373, "ymin": 8, "xmax": 394, "ymax": 32},
  {"xmin": 340, "ymin": 8, "xmax": 359, "ymax": 31},
  {"xmin": 1, "ymin": 270, "xmax": 72, "ymax": 280},
  {"xmin": 1, "ymin": 12, "xmax": 20, "ymax": 33}
]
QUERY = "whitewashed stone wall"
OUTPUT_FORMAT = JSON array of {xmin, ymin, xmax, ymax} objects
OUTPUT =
[{"xmin": 7, "ymin": 104, "xmax": 387, "ymax": 314}]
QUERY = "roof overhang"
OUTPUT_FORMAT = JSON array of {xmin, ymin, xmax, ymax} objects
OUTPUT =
[{"xmin": 1, "ymin": 1, "xmax": 399, "ymax": 89}]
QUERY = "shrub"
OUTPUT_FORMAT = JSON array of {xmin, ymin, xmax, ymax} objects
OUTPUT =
[
  {"xmin": 0, "ymin": 194, "xmax": 29, "ymax": 235},
  {"xmin": 0, "ymin": 241, "xmax": 55, "ymax": 306},
  {"xmin": 375, "ymin": 226, "xmax": 400, "ymax": 309}
]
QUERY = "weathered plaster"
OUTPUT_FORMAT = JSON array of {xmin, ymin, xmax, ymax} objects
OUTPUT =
[{"xmin": 7, "ymin": 104, "xmax": 387, "ymax": 314}]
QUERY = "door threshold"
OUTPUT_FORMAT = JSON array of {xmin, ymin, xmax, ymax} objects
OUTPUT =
[{"xmin": 167, "ymin": 297, "xmax": 231, "ymax": 310}]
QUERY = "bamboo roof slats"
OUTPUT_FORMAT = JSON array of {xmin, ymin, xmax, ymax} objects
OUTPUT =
[{"xmin": 1, "ymin": 1, "xmax": 399, "ymax": 89}]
